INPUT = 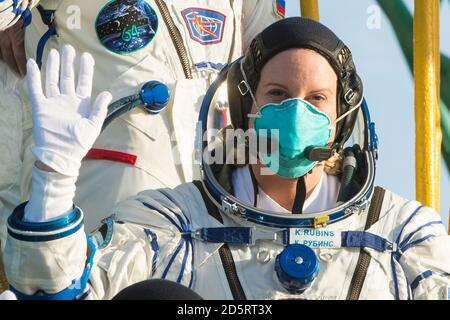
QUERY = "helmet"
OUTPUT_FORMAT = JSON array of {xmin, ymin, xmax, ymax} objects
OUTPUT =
[
  {"xmin": 196, "ymin": 18, "xmax": 377, "ymax": 228},
  {"xmin": 196, "ymin": 19, "xmax": 376, "ymax": 294},
  {"xmin": 197, "ymin": 65, "xmax": 377, "ymax": 228}
]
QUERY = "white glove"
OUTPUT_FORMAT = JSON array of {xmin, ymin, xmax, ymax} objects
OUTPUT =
[
  {"xmin": 0, "ymin": 290, "xmax": 17, "ymax": 300},
  {"xmin": 27, "ymin": 45, "xmax": 112, "ymax": 177},
  {"xmin": 24, "ymin": 165, "xmax": 78, "ymax": 222},
  {"xmin": 0, "ymin": 0, "xmax": 29, "ymax": 31},
  {"xmin": 23, "ymin": 45, "xmax": 112, "ymax": 223}
]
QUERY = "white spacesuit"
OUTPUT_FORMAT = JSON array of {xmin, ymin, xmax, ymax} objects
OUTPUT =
[
  {"xmin": 3, "ymin": 16, "xmax": 450, "ymax": 301},
  {"xmin": 5, "ymin": 178, "xmax": 450, "ymax": 300},
  {"xmin": 0, "ymin": 0, "xmax": 283, "ymax": 241}
]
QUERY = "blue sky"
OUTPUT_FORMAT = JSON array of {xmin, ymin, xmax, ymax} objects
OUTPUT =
[{"xmin": 286, "ymin": 0, "xmax": 450, "ymax": 230}]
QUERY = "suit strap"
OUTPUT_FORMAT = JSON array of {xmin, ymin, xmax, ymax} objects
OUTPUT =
[
  {"xmin": 346, "ymin": 186, "xmax": 386, "ymax": 300},
  {"xmin": 192, "ymin": 181, "xmax": 247, "ymax": 300}
]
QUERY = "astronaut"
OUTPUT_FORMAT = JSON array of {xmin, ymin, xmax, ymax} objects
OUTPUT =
[
  {"xmin": 0, "ymin": 0, "xmax": 283, "ymax": 241},
  {"xmin": 3, "ymin": 17, "xmax": 450, "ymax": 300}
]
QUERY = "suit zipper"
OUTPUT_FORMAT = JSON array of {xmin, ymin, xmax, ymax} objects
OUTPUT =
[
  {"xmin": 219, "ymin": 244, "xmax": 247, "ymax": 300},
  {"xmin": 347, "ymin": 187, "xmax": 385, "ymax": 300},
  {"xmin": 347, "ymin": 249, "xmax": 371, "ymax": 300},
  {"xmin": 154, "ymin": 0, "xmax": 193, "ymax": 79},
  {"xmin": 191, "ymin": 182, "xmax": 247, "ymax": 300}
]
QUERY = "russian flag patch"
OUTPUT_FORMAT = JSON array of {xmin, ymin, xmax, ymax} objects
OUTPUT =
[{"xmin": 275, "ymin": 0, "xmax": 286, "ymax": 18}]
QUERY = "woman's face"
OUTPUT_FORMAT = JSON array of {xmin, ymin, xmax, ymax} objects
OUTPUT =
[{"xmin": 251, "ymin": 48, "xmax": 338, "ymax": 142}]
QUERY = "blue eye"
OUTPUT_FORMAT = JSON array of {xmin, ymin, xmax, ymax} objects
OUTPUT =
[
  {"xmin": 312, "ymin": 95, "xmax": 325, "ymax": 101},
  {"xmin": 267, "ymin": 90, "xmax": 289, "ymax": 103},
  {"xmin": 268, "ymin": 89, "xmax": 286, "ymax": 97}
]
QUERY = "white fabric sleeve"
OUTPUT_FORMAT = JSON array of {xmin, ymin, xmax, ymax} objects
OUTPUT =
[
  {"xmin": 4, "ymin": 221, "xmax": 87, "ymax": 295},
  {"xmin": 89, "ymin": 191, "xmax": 197, "ymax": 299},
  {"xmin": 396, "ymin": 206, "xmax": 450, "ymax": 300},
  {"xmin": 242, "ymin": 0, "xmax": 283, "ymax": 51},
  {"xmin": 23, "ymin": 164, "xmax": 76, "ymax": 223},
  {"xmin": 3, "ymin": 186, "xmax": 198, "ymax": 300}
]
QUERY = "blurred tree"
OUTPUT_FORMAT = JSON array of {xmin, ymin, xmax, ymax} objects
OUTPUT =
[{"xmin": 377, "ymin": 0, "xmax": 450, "ymax": 171}]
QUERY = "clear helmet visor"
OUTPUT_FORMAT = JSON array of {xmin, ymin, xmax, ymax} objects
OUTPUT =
[{"xmin": 197, "ymin": 68, "xmax": 377, "ymax": 228}]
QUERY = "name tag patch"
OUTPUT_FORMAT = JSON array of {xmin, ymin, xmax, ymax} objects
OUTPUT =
[
  {"xmin": 95, "ymin": 0, "xmax": 158, "ymax": 54},
  {"xmin": 289, "ymin": 229, "xmax": 341, "ymax": 248}
]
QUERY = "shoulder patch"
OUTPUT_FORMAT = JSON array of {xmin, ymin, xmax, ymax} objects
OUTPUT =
[
  {"xmin": 274, "ymin": 0, "xmax": 286, "ymax": 18},
  {"xmin": 95, "ymin": 0, "xmax": 158, "ymax": 54},
  {"xmin": 181, "ymin": 8, "xmax": 226, "ymax": 45}
]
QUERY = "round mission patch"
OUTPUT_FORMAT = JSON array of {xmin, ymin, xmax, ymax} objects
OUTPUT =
[{"xmin": 95, "ymin": 0, "xmax": 158, "ymax": 54}]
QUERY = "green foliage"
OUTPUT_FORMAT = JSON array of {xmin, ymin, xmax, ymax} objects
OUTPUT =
[{"xmin": 377, "ymin": 0, "xmax": 450, "ymax": 173}]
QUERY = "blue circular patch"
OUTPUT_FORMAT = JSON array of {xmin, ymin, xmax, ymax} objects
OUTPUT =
[{"xmin": 95, "ymin": 0, "xmax": 158, "ymax": 54}]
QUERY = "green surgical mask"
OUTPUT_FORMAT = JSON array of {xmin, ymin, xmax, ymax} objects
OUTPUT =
[{"xmin": 253, "ymin": 98, "xmax": 332, "ymax": 178}]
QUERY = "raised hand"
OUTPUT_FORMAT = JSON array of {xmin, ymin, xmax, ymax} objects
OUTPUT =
[{"xmin": 26, "ymin": 45, "xmax": 112, "ymax": 176}]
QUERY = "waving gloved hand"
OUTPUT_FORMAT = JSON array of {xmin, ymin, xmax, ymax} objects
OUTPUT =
[{"xmin": 27, "ymin": 45, "xmax": 112, "ymax": 177}]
